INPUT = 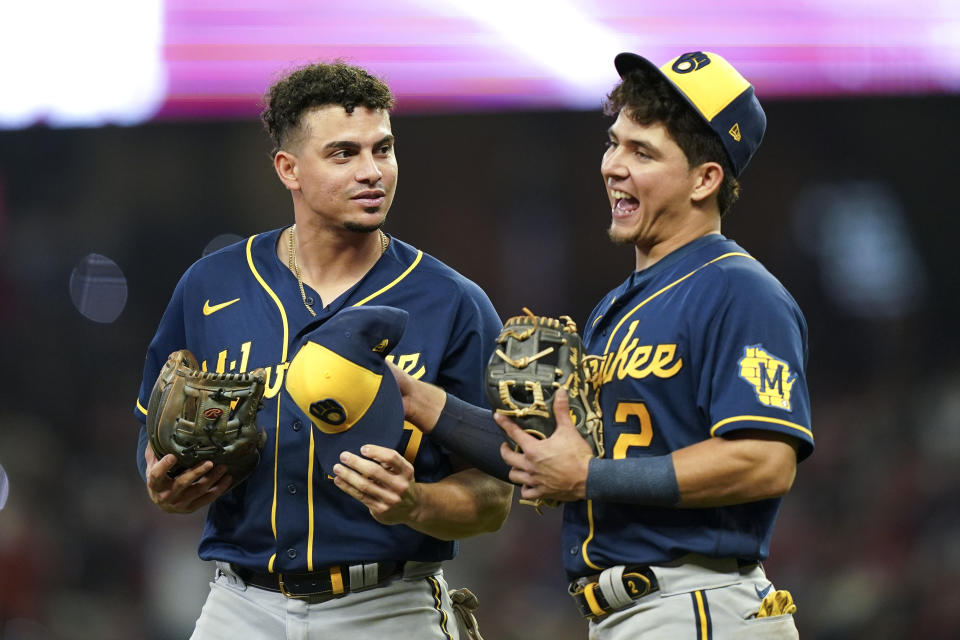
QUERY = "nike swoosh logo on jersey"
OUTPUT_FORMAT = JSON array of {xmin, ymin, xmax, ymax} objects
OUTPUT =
[
  {"xmin": 755, "ymin": 583, "xmax": 773, "ymax": 600},
  {"xmin": 203, "ymin": 298, "xmax": 240, "ymax": 315}
]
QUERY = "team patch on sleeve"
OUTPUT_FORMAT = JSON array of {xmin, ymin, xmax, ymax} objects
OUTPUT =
[{"xmin": 737, "ymin": 345, "xmax": 797, "ymax": 411}]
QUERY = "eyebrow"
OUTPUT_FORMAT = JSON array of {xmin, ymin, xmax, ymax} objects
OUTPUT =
[
  {"xmin": 607, "ymin": 128, "xmax": 658, "ymax": 154},
  {"xmin": 323, "ymin": 134, "xmax": 395, "ymax": 151}
]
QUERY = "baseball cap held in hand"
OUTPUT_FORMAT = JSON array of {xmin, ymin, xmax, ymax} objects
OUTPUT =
[
  {"xmin": 614, "ymin": 51, "xmax": 766, "ymax": 177},
  {"xmin": 286, "ymin": 305, "xmax": 409, "ymax": 474}
]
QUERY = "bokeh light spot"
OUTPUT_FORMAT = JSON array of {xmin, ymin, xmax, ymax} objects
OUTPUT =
[
  {"xmin": 69, "ymin": 253, "xmax": 128, "ymax": 323},
  {"xmin": 203, "ymin": 233, "xmax": 244, "ymax": 257}
]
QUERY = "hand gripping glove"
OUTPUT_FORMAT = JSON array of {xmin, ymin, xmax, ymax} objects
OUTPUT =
[
  {"xmin": 485, "ymin": 308, "xmax": 604, "ymax": 457},
  {"xmin": 147, "ymin": 349, "xmax": 267, "ymax": 486}
]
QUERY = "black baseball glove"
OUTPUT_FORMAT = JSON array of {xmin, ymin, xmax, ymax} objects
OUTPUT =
[{"xmin": 485, "ymin": 309, "xmax": 604, "ymax": 457}]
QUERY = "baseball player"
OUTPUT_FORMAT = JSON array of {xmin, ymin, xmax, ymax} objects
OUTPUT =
[
  {"xmin": 391, "ymin": 50, "xmax": 814, "ymax": 639},
  {"xmin": 133, "ymin": 61, "xmax": 512, "ymax": 639}
]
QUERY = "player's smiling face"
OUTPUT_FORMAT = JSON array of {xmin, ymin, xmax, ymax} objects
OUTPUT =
[
  {"xmin": 601, "ymin": 110, "xmax": 698, "ymax": 248},
  {"xmin": 286, "ymin": 105, "xmax": 398, "ymax": 232}
]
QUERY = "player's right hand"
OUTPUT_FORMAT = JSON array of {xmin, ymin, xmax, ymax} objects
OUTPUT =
[
  {"xmin": 496, "ymin": 389, "xmax": 592, "ymax": 503},
  {"xmin": 387, "ymin": 361, "xmax": 445, "ymax": 433},
  {"xmin": 144, "ymin": 445, "xmax": 233, "ymax": 514}
]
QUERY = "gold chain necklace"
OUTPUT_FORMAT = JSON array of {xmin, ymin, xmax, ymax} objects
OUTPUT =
[{"xmin": 287, "ymin": 225, "xmax": 389, "ymax": 316}]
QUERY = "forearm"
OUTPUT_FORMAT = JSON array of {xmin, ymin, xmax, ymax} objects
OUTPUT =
[
  {"xmin": 394, "ymin": 366, "xmax": 512, "ymax": 480},
  {"xmin": 431, "ymin": 394, "xmax": 512, "ymax": 481},
  {"xmin": 672, "ymin": 434, "xmax": 797, "ymax": 507},
  {"xmin": 405, "ymin": 469, "xmax": 513, "ymax": 540}
]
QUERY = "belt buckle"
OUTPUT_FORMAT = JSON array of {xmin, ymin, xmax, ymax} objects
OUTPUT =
[
  {"xmin": 277, "ymin": 574, "xmax": 299, "ymax": 600},
  {"xmin": 278, "ymin": 574, "xmax": 314, "ymax": 601},
  {"xmin": 278, "ymin": 572, "xmax": 339, "ymax": 603}
]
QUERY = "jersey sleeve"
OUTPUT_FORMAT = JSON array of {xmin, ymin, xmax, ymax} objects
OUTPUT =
[
  {"xmin": 133, "ymin": 270, "xmax": 191, "ymax": 481},
  {"xmin": 133, "ymin": 270, "xmax": 190, "ymax": 424},
  {"xmin": 434, "ymin": 280, "xmax": 502, "ymax": 408},
  {"xmin": 695, "ymin": 262, "xmax": 814, "ymax": 461}
]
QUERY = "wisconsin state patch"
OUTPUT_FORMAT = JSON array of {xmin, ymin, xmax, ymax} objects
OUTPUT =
[{"xmin": 737, "ymin": 345, "xmax": 797, "ymax": 411}]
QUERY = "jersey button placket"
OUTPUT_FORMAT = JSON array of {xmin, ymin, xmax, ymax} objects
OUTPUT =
[{"xmin": 292, "ymin": 419, "xmax": 302, "ymax": 432}]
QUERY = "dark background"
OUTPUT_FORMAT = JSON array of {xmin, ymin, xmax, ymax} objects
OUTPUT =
[{"xmin": 1, "ymin": 95, "xmax": 958, "ymax": 639}]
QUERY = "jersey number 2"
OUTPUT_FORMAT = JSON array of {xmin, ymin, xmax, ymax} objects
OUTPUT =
[{"xmin": 612, "ymin": 402, "xmax": 654, "ymax": 459}]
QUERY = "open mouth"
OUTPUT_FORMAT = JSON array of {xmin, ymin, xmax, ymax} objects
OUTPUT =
[{"xmin": 610, "ymin": 189, "xmax": 639, "ymax": 214}]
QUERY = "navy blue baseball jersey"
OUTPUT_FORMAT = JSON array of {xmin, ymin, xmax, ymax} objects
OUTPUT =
[
  {"xmin": 134, "ymin": 227, "xmax": 501, "ymax": 573},
  {"xmin": 565, "ymin": 233, "xmax": 814, "ymax": 578}
]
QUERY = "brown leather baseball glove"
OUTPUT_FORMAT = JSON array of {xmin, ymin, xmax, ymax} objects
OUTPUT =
[{"xmin": 147, "ymin": 349, "xmax": 266, "ymax": 486}]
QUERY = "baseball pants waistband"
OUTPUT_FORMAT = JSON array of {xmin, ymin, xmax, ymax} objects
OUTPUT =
[
  {"xmin": 217, "ymin": 561, "xmax": 404, "ymax": 604},
  {"xmin": 569, "ymin": 566, "xmax": 659, "ymax": 619},
  {"xmin": 569, "ymin": 556, "xmax": 761, "ymax": 619}
]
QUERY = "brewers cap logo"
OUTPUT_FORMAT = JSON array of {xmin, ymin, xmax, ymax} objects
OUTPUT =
[
  {"xmin": 672, "ymin": 51, "xmax": 711, "ymax": 74},
  {"xmin": 309, "ymin": 398, "xmax": 347, "ymax": 426}
]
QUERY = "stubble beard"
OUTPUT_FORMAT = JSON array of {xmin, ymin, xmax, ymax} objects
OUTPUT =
[
  {"xmin": 607, "ymin": 224, "xmax": 639, "ymax": 246},
  {"xmin": 343, "ymin": 210, "xmax": 386, "ymax": 234}
]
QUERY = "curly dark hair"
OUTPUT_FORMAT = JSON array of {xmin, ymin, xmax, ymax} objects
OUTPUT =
[
  {"xmin": 261, "ymin": 61, "xmax": 395, "ymax": 157},
  {"xmin": 604, "ymin": 66, "xmax": 740, "ymax": 216}
]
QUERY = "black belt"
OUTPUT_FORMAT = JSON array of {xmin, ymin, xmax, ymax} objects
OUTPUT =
[
  {"xmin": 569, "ymin": 566, "xmax": 659, "ymax": 619},
  {"xmin": 229, "ymin": 561, "xmax": 404, "ymax": 604}
]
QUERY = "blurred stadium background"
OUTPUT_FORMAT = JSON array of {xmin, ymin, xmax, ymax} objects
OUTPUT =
[{"xmin": 1, "ymin": 1, "xmax": 959, "ymax": 638}]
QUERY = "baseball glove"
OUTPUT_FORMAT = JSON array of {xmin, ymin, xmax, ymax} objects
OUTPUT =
[
  {"xmin": 147, "ymin": 349, "xmax": 267, "ymax": 485},
  {"xmin": 449, "ymin": 587, "xmax": 485, "ymax": 640},
  {"xmin": 485, "ymin": 308, "xmax": 604, "ymax": 457}
]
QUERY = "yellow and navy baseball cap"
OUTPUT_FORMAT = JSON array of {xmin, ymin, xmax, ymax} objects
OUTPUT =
[
  {"xmin": 614, "ymin": 50, "xmax": 765, "ymax": 177},
  {"xmin": 286, "ymin": 305, "xmax": 408, "ymax": 474}
]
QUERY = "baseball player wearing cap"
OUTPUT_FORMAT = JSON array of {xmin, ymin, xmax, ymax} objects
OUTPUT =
[
  {"xmin": 392, "ymin": 50, "xmax": 814, "ymax": 639},
  {"xmin": 133, "ymin": 61, "xmax": 511, "ymax": 639}
]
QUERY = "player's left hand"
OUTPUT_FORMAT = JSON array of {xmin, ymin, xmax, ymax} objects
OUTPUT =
[
  {"xmin": 332, "ymin": 445, "xmax": 422, "ymax": 525},
  {"xmin": 496, "ymin": 389, "xmax": 594, "ymax": 503}
]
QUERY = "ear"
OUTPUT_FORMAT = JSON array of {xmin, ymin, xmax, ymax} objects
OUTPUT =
[
  {"xmin": 273, "ymin": 150, "xmax": 300, "ymax": 191},
  {"xmin": 690, "ymin": 161, "xmax": 724, "ymax": 204}
]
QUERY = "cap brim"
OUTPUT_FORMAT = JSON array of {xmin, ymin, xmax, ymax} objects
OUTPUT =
[{"xmin": 614, "ymin": 52, "xmax": 660, "ymax": 79}]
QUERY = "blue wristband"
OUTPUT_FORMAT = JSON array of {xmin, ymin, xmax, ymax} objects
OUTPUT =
[
  {"xmin": 586, "ymin": 455, "xmax": 680, "ymax": 506},
  {"xmin": 431, "ymin": 394, "xmax": 512, "ymax": 482}
]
